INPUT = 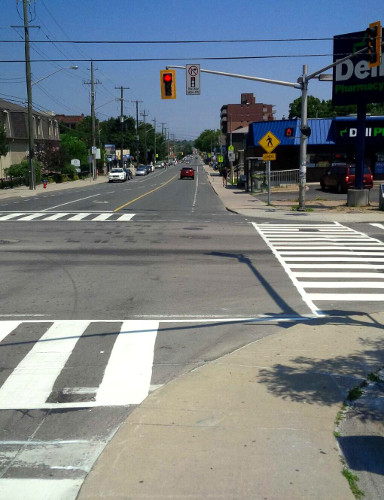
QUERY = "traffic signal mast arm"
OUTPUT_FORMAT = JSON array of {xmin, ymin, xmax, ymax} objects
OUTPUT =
[{"xmin": 166, "ymin": 25, "xmax": 376, "ymax": 211}]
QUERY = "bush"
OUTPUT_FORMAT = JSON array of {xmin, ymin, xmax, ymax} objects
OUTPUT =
[{"xmin": 5, "ymin": 159, "xmax": 42, "ymax": 185}]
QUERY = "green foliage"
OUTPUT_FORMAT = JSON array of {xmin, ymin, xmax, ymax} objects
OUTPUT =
[
  {"xmin": 0, "ymin": 125, "xmax": 8, "ymax": 157},
  {"xmin": 5, "ymin": 159, "xmax": 42, "ymax": 185},
  {"xmin": 342, "ymin": 469, "xmax": 364, "ymax": 498},
  {"xmin": 60, "ymin": 134, "xmax": 88, "ymax": 166},
  {"xmin": 288, "ymin": 96, "xmax": 384, "ymax": 119},
  {"xmin": 194, "ymin": 129, "xmax": 220, "ymax": 153}
]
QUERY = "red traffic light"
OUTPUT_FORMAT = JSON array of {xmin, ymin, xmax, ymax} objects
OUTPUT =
[{"xmin": 160, "ymin": 69, "xmax": 176, "ymax": 99}]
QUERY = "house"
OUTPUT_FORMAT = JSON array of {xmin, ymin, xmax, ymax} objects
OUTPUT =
[{"xmin": 0, "ymin": 98, "xmax": 60, "ymax": 178}]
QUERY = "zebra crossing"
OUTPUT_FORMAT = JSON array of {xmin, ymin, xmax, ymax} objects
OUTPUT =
[
  {"xmin": 0, "ymin": 211, "xmax": 135, "ymax": 222},
  {"xmin": 0, "ymin": 320, "xmax": 158, "ymax": 410},
  {"xmin": 253, "ymin": 222, "xmax": 384, "ymax": 315}
]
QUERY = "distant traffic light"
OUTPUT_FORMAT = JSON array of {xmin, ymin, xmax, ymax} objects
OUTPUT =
[
  {"xmin": 366, "ymin": 21, "xmax": 382, "ymax": 68},
  {"xmin": 284, "ymin": 127, "xmax": 294, "ymax": 138},
  {"xmin": 160, "ymin": 69, "xmax": 176, "ymax": 99}
]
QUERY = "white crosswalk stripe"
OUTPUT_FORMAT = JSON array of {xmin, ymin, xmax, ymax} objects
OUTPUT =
[
  {"xmin": 252, "ymin": 222, "xmax": 384, "ymax": 314},
  {"xmin": 0, "ymin": 212, "xmax": 135, "ymax": 222},
  {"xmin": 0, "ymin": 320, "xmax": 159, "ymax": 410}
]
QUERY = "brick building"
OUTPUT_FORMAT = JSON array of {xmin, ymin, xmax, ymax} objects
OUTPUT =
[
  {"xmin": 55, "ymin": 114, "xmax": 85, "ymax": 130},
  {"xmin": 220, "ymin": 93, "xmax": 275, "ymax": 135}
]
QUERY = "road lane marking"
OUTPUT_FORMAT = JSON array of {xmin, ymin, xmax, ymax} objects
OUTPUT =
[
  {"xmin": 0, "ymin": 321, "xmax": 89, "ymax": 410},
  {"xmin": 113, "ymin": 175, "xmax": 177, "ymax": 212},
  {"xmin": 0, "ymin": 213, "xmax": 26, "ymax": 220},
  {"xmin": 42, "ymin": 193, "xmax": 101, "ymax": 211},
  {"xmin": 67, "ymin": 212, "xmax": 92, "ymax": 221},
  {"xmin": 95, "ymin": 320, "xmax": 158, "ymax": 406},
  {"xmin": 253, "ymin": 222, "xmax": 384, "ymax": 309}
]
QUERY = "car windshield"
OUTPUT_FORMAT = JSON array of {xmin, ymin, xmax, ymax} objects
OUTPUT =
[
  {"xmin": 137, "ymin": 166, "xmax": 146, "ymax": 170},
  {"xmin": 111, "ymin": 169, "xmax": 123, "ymax": 173}
]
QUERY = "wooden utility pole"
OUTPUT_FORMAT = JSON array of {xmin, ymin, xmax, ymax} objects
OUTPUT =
[
  {"xmin": 140, "ymin": 110, "xmax": 149, "ymax": 164},
  {"xmin": 22, "ymin": 0, "xmax": 35, "ymax": 190},
  {"xmin": 116, "ymin": 86, "xmax": 129, "ymax": 168}
]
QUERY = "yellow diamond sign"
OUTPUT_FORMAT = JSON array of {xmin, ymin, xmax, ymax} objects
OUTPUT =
[{"xmin": 258, "ymin": 131, "xmax": 280, "ymax": 153}]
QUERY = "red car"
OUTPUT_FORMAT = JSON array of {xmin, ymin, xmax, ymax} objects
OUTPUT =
[
  {"xmin": 320, "ymin": 163, "xmax": 373, "ymax": 193},
  {"xmin": 180, "ymin": 167, "xmax": 194, "ymax": 180}
]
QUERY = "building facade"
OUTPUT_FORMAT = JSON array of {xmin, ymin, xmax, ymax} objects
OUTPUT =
[
  {"xmin": 0, "ymin": 99, "xmax": 60, "ymax": 178},
  {"xmin": 246, "ymin": 116, "xmax": 384, "ymax": 180},
  {"xmin": 220, "ymin": 93, "xmax": 275, "ymax": 136},
  {"xmin": 55, "ymin": 114, "xmax": 85, "ymax": 130}
]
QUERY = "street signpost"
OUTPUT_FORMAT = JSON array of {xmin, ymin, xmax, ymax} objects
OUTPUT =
[
  {"xmin": 259, "ymin": 131, "xmax": 280, "ymax": 206},
  {"xmin": 186, "ymin": 64, "xmax": 200, "ymax": 95},
  {"xmin": 228, "ymin": 151, "xmax": 235, "ymax": 162}
]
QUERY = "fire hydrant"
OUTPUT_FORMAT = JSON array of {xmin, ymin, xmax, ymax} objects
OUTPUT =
[{"xmin": 43, "ymin": 179, "xmax": 47, "ymax": 189}]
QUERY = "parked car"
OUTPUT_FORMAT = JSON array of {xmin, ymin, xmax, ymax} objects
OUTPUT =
[
  {"xmin": 155, "ymin": 162, "xmax": 164, "ymax": 169},
  {"xmin": 108, "ymin": 168, "xmax": 126, "ymax": 183},
  {"xmin": 135, "ymin": 165, "xmax": 148, "ymax": 176},
  {"xmin": 180, "ymin": 166, "xmax": 194, "ymax": 180},
  {"xmin": 145, "ymin": 164, "xmax": 155, "ymax": 172},
  {"xmin": 320, "ymin": 163, "xmax": 373, "ymax": 193}
]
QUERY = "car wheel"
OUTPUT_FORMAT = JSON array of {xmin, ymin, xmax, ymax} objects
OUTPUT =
[{"xmin": 320, "ymin": 181, "xmax": 325, "ymax": 191}]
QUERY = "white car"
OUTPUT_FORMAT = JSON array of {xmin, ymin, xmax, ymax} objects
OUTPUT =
[
  {"xmin": 108, "ymin": 168, "xmax": 126, "ymax": 183},
  {"xmin": 155, "ymin": 162, "xmax": 164, "ymax": 169}
]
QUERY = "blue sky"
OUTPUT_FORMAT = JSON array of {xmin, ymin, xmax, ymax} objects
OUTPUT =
[{"xmin": 1, "ymin": 0, "xmax": 383, "ymax": 140}]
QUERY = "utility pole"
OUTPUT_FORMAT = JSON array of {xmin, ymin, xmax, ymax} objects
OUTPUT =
[
  {"xmin": 140, "ymin": 109, "xmax": 149, "ymax": 164},
  {"xmin": 131, "ymin": 100, "xmax": 142, "ymax": 165},
  {"xmin": 22, "ymin": 0, "xmax": 35, "ymax": 190},
  {"xmin": 116, "ymin": 86, "xmax": 129, "ymax": 169},
  {"xmin": 152, "ymin": 118, "xmax": 157, "ymax": 164},
  {"xmin": 84, "ymin": 61, "xmax": 101, "ymax": 179}
]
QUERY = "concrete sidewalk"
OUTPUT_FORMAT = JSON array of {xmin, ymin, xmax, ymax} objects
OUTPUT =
[
  {"xmin": 78, "ymin": 314, "xmax": 384, "ymax": 500},
  {"xmin": 0, "ymin": 175, "xmax": 106, "ymax": 200},
  {"xmin": 203, "ymin": 165, "xmax": 384, "ymax": 223}
]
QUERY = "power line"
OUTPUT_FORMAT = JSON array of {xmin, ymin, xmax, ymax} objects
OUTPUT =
[
  {"xmin": 0, "ymin": 36, "xmax": 341, "ymax": 44},
  {"xmin": 0, "ymin": 53, "xmax": 340, "ymax": 63}
]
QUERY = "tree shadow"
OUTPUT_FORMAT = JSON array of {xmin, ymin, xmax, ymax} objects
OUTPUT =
[{"xmin": 257, "ymin": 314, "xmax": 384, "ymax": 418}]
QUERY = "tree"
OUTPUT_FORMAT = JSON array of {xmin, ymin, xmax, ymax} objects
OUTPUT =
[
  {"xmin": 0, "ymin": 125, "xmax": 8, "ymax": 157},
  {"xmin": 194, "ymin": 129, "xmax": 220, "ymax": 153},
  {"xmin": 60, "ymin": 134, "xmax": 88, "ymax": 167},
  {"xmin": 288, "ymin": 96, "xmax": 384, "ymax": 119}
]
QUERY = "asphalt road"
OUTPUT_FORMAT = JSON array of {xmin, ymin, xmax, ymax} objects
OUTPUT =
[{"xmin": 1, "ymin": 158, "xmax": 384, "ymax": 499}]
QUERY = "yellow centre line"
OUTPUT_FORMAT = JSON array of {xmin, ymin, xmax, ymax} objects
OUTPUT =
[{"xmin": 113, "ymin": 174, "xmax": 178, "ymax": 212}]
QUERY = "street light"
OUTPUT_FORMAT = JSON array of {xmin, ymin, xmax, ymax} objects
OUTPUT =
[
  {"xmin": 27, "ymin": 65, "xmax": 78, "ymax": 189},
  {"xmin": 32, "ymin": 65, "xmax": 78, "ymax": 86}
]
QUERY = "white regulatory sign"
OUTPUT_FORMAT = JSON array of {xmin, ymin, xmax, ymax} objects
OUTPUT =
[{"xmin": 186, "ymin": 64, "xmax": 200, "ymax": 95}]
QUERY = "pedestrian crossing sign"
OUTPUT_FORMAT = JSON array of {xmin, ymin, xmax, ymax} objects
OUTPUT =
[{"xmin": 259, "ymin": 131, "xmax": 280, "ymax": 153}]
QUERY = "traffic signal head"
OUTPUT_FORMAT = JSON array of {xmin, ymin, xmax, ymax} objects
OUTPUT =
[
  {"xmin": 366, "ymin": 21, "xmax": 382, "ymax": 68},
  {"xmin": 300, "ymin": 125, "xmax": 311, "ymax": 138},
  {"xmin": 284, "ymin": 127, "xmax": 294, "ymax": 138},
  {"xmin": 160, "ymin": 69, "xmax": 176, "ymax": 99}
]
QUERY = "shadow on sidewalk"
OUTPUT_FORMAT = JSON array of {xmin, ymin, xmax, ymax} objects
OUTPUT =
[{"xmin": 257, "ymin": 312, "xmax": 384, "ymax": 411}]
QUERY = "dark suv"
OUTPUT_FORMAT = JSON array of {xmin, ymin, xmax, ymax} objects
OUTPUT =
[{"xmin": 320, "ymin": 163, "xmax": 373, "ymax": 193}]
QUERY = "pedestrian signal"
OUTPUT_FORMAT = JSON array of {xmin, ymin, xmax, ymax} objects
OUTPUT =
[
  {"xmin": 366, "ymin": 21, "xmax": 381, "ymax": 68},
  {"xmin": 284, "ymin": 127, "xmax": 294, "ymax": 138},
  {"xmin": 160, "ymin": 69, "xmax": 176, "ymax": 99}
]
